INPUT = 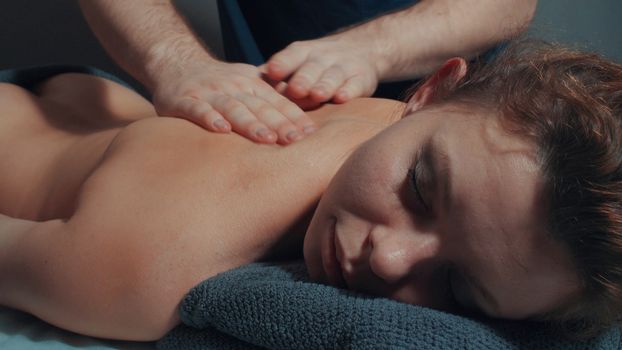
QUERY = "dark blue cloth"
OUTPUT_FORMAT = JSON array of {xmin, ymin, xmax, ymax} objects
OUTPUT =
[
  {"xmin": 157, "ymin": 262, "xmax": 621, "ymax": 350},
  {"xmin": 221, "ymin": 0, "xmax": 419, "ymax": 99},
  {"xmin": 0, "ymin": 65, "xmax": 132, "ymax": 92},
  {"xmin": 236, "ymin": 0, "xmax": 417, "ymax": 62}
]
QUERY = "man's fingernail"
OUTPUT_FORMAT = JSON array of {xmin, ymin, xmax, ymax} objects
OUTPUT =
[
  {"xmin": 270, "ymin": 61, "xmax": 282, "ymax": 71},
  {"xmin": 286, "ymin": 130, "xmax": 302, "ymax": 142},
  {"xmin": 303, "ymin": 125, "xmax": 316, "ymax": 134},
  {"xmin": 213, "ymin": 119, "xmax": 229, "ymax": 131},
  {"xmin": 256, "ymin": 128, "xmax": 274, "ymax": 140}
]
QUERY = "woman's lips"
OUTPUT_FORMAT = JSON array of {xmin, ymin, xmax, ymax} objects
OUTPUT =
[{"xmin": 322, "ymin": 217, "xmax": 346, "ymax": 288}]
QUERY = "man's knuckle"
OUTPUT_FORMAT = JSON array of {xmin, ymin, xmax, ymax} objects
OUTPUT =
[
  {"xmin": 229, "ymin": 76, "xmax": 250, "ymax": 87},
  {"xmin": 182, "ymin": 88, "xmax": 204, "ymax": 98},
  {"xmin": 305, "ymin": 59, "xmax": 327, "ymax": 71},
  {"xmin": 226, "ymin": 103, "xmax": 248, "ymax": 117},
  {"xmin": 316, "ymin": 80, "xmax": 335, "ymax": 90},
  {"xmin": 175, "ymin": 98, "xmax": 194, "ymax": 110},
  {"xmin": 256, "ymin": 104, "xmax": 277, "ymax": 118},
  {"xmin": 292, "ymin": 74, "xmax": 312, "ymax": 85},
  {"xmin": 274, "ymin": 99, "xmax": 296, "ymax": 112},
  {"xmin": 288, "ymin": 41, "xmax": 306, "ymax": 50}
]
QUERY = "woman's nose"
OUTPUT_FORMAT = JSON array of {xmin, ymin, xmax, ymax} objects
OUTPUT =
[{"xmin": 368, "ymin": 225, "xmax": 441, "ymax": 284}]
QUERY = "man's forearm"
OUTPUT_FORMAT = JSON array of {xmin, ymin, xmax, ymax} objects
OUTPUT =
[
  {"xmin": 340, "ymin": 0, "xmax": 537, "ymax": 81},
  {"xmin": 78, "ymin": 0, "xmax": 216, "ymax": 90}
]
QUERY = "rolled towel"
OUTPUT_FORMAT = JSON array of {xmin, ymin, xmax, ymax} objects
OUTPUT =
[{"xmin": 157, "ymin": 262, "xmax": 621, "ymax": 350}]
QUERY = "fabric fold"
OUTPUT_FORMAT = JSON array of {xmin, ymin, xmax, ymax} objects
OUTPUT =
[{"xmin": 157, "ymin": 262, "xmax": 621, "ymax": 350}]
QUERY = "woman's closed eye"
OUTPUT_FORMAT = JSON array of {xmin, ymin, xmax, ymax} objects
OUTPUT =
[{"xmin": 408, "ymin": 154, "xmax": 430, "ymax": 213}]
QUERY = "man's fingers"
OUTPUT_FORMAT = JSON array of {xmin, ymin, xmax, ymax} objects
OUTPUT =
[
  {"xmin": 175, "ymin": 90, "xmax": 278, "ymax": 144},
  {"xmin": 265, "ymin": 42, "xmax": 310, "ymax": 81},
  {"xmin": 286, "ymin": 60, "xmax": 328, "ymax": 100},
  {"xmin": 258, "ymin": 64, "xmax": 269, "ymax": 75},
  {"xmin": 255, "ymin": 85, "xmax": 316, "ymax": 134},
  {"xmin": 164, "ymin": 97, "xmax": 231, "ymax": 132},
  {"xmin": 205, "ymin": 71, "xmax": 314, "ymax": 141},
  {"xmin": 210, "ymin": 94, "xmax": 278, "ymax": 144},
  {"xmin": 334, "ymin": 75, "xmax": 374, "ymax": 103},
  {"xmin": 236, "ymin": 94, "xmax": 306, "ymax": 144},
  {"xmin": 152, "ymin": 58, "xmax": 321, "ymax": 144},
  {"xmin": 309, "ymin": 65, "xmax": 345, "ymax": 103}
]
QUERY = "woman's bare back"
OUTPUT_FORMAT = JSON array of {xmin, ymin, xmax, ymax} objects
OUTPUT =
[
  {"xmin": 0, "ymin": 73, "xmax": 154, "ymax": 220},
  {"xmin": 0, "ymin": 73, "xmax": 403, "ymax": 340}
]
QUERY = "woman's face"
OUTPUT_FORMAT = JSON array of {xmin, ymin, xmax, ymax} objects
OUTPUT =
[{"xmin": 304, "ymin": 103, "xmax": 579, "ymax": 319}]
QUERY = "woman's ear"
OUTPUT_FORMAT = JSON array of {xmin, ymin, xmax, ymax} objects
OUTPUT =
[{"xmin": 404, "ymin": 58, "xmax": 467, "ymax": 115}]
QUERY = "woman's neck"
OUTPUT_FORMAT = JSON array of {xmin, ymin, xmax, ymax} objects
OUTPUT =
[{"xmin": 307, "ymin": 97, "xmax": 406, "ymax": 129}]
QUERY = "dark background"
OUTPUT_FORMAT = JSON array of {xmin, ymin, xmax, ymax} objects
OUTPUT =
[{"xmin": 0, "ymin": 1, "xmax": 620, "ymax": 92}]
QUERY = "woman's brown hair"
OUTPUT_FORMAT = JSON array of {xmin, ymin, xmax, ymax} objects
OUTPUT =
[{"xmin": 431, "ymin": 40, "xmax": 622, "ymax": 338}]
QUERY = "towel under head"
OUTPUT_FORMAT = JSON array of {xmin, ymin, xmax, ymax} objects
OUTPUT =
[{"xmin": 157, "ymin": 261, "xmax": 621, "ymax": 350}]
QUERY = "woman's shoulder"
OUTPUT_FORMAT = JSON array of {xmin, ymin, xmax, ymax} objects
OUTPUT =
[
  {"xmin": 307, "ymin": 97, "xmax": 405, "ymax": 128},
  {"xmin": 109, "ymin": 96, "xmax": 405, "ymax": 166},
  {"xmin": 85, "ymin": 96, "xmax": 406, "ymax": 228},
  {"xmin": 77, "ymin": 95, "xmax": 406, "ymax": 220}
]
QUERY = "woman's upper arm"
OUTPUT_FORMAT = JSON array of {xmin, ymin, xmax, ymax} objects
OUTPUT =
[{"xmin": 0, "ymin": 119, "xmax": 201, "ymax": 340}]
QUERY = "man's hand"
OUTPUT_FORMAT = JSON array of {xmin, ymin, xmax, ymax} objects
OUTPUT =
[
  {"xmin": 152, "ymin": 60, "xmax": 316, "ymax": 144},
  {"xmin": 263, "ymin": 37, "xmax": 380, "ymax": 104}
]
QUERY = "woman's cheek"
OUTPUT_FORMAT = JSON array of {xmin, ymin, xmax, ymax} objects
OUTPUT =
[{"xmin": 303, "ymin": 193, "xmax": 338, "ymax": 282}]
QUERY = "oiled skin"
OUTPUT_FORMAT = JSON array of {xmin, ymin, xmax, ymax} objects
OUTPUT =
[{"xmin": 0, "ymin": 73, "xmax": 403, "ymax": 340}]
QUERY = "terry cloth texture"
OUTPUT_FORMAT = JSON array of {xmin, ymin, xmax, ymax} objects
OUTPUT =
[
  {"xmin": 157, "ymin": 262, "xmax": 621, "ymax": 350},
  {"xmin": 0, "ymin": 65, "xmax": 132, "ymax": 92}
]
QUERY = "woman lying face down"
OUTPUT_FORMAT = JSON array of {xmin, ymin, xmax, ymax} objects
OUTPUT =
[
  {"xmin": 306, "ymin": 42, "xmax": 622, "ymax": 337},
  {"xmin": 305, "ymin": 75, "xmax": 577, "ymax": 320},
  {"xmin": 0, "ymin": 41, "xmax": 620, "ymax": 341}
]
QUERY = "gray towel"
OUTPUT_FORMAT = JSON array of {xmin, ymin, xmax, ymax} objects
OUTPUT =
[{"xmin": 157, "ymin": 262, "xmax": 621, "ymax": 349}]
